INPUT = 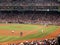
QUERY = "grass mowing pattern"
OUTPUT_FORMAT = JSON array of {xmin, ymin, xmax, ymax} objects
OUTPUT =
[
  {"xmin": 0, "ymin": 24, "xmax": 60, "ymax": 42},
  {"xmin": 0, "ymin": 25, "xmax": 59, "ymax": 42},
  {"xmin": 20, "ymin": 26, "xmax": 59, "ymax": 40},
  {"xmin": 0, "ymin": 36, "xmax": 20, "ymax": 42},
  {"xmin": 0, "ymin": 24, "xmax": 39, "ymax": 30}
]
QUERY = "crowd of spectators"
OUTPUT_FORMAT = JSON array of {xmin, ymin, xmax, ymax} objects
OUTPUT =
[
  {"xmin": 0, "ymin": 0, "xmax": 59, "ymax": 11},
  {"xmin": 7, "ymin": 38, "xmax": 59, "ymax": 45},
  {"xmin": 0, "ymin": 0, "xmax": 58, "ymax": 3},
  {"xmin": 0, "ymin": 11, "xmax": 60, "ymax": 25},
  {"xmin": 0, "ymin": 0, "xmax": 59, "ymax": 6}
]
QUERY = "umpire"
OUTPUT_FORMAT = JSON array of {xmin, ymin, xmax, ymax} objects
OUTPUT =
[{"xmin": 20, "ymin": 32, "xmax": 23, "ymax": 36}]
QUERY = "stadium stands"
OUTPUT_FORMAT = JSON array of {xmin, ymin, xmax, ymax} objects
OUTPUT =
[
  {"xmin": 0, "ymin": 11, "xmax": 60, "ymax": 25},
  {"xmin": 0, "ymin": 0, "xmax": 59, "ymax": 11},
  {"xmin": 0, "ymin": 0, "xmax": 60, "ymax": 45}
]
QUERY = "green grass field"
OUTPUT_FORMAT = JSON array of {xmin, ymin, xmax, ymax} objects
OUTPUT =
[{"xmin": 0, "ymin": 24, "xmax": 60, "ymax": 42}]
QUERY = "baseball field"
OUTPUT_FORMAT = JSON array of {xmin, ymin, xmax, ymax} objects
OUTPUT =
[{"xmin": 0, "ymin": 23, "xmax": 60, "ymax": 44}]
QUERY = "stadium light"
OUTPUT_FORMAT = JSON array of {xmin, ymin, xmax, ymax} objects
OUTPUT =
[{"xmin": 47, "ymin": 9, "xmax": 49, "ymax": 11}]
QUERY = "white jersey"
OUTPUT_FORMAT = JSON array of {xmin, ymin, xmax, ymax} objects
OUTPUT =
[
  {"xmin": 42, "ymin": 30, "xmax": 44, "ymax": 33},
  {"xmin": 12, "ymin": 30, "xmax": 14, "ymax": 33}
]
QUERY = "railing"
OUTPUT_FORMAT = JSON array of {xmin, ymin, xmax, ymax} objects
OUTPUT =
[{"xmin": 0, "ymin": 6, "xmax": 58, "ymax": 11}]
